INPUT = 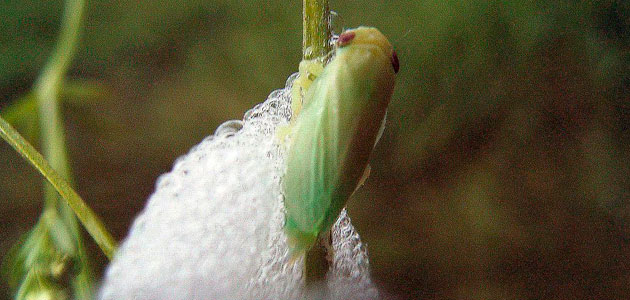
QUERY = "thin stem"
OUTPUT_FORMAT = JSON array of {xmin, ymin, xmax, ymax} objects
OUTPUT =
[
  {"xmin": 32, "ymin": 1, "xmax": 96, "ymax": 297},
  {"xmin": 34, "ymin": 0, "xmax": 85, "ymax": 209},
  {"xmin": 304, "ymin": 239, "xmax": 330, "ymax": 299},
  {"xmin": 0, "ymin": 116, "xmax": 118, "ymax": 259},
  {"xmin": 302, "ymin": 0, "xmax": 331, "ymax": 292},
  {"xmin": 303, "ymin": 0, "xmax": 331, "ymax": 60}
]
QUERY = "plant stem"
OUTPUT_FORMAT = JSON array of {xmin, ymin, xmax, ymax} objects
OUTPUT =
[
  {"xmin": 15, "ymin": 0, "xmax": 118, "ymax": 261},
  {"xmin": 303, "ymin": 0, "xmax": 331, "ymax": 60},
  {"xmin": 35, "ymin": 0, "xmax": 85, "ymax": 209},
  {"xmin": 304, "ymin": 239, "xmax": 330, "ymax": 299},
  {"xmin": 31, "ymin": 2, "xmax": 99, "ymax": 297},
  {"xmin": 302, "ymin": 0, "xmax": 331, "ymax": 294},
  {"xmin": 32, "ymin": 3, "xmax": 97, "ymax": 295},
  {"xmin": 0, "ymin": 116, "xmax": 118, "ymax": 259}
]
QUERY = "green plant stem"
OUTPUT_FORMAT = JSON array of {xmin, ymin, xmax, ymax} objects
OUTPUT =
[
  {"xmin": 303, "ymin": 0, "xmax": 331, "ymax": 60},
  {"xmin": 0, "ymin": 116, "xmax": 117, "ymax": 259},
  {"xmin": 31, "ymin": 1, "xmax": 96, "ymax": 297},
  {"xmin": 34, "ymin": 0, "xmax": 85, "ymax": 209},
  {"xmin": 302, "ymin": 0, "xmax": 331, "ymax": 293}
]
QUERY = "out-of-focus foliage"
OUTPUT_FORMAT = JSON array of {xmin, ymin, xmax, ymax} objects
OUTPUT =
[{"xmin": 0, "ymin": 0, "xmax": 628, "ymax": 299}]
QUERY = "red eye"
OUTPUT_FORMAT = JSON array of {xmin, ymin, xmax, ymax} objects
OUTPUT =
[
  {"xmin": 337, "ymin": 31, "xmax": 356, "ymax": 47},
  {"xmin": 391, "ymin": 50, "xmax": 399, "ymax": 73}
]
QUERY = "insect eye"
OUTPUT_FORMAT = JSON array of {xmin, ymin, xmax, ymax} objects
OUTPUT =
[
  {"xmin": 391, "ymin": 50, "xmax": 399, "ymax": 73},
  {"xmin": 337, "ymin": 31, "xmax": 356, "ymax": 47}
]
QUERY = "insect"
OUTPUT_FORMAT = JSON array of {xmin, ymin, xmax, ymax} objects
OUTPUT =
[{"xmin": 282, "ymin": 26, "xmax": 399, "ymax": 255}]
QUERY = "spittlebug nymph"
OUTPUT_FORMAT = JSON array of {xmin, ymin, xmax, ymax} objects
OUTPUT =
[{"xmin": 282, "ymin": 27, "xmax": 398, "ymax": 256}]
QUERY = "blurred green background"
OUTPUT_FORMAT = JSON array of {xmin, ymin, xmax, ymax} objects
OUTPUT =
[{"xmin": 1, "ymin": 0, "xmax": 629, "ymax": 299}]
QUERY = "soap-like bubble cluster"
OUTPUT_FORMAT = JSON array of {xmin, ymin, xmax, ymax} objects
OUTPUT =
[{"xmin": 98, "ymin": 74, "xmax": 379, "ymax": 300}]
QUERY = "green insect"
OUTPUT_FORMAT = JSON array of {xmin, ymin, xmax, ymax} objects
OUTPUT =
[{"xmin": 282, "ymin": 27, "xmax": 399, "ymax": 255}]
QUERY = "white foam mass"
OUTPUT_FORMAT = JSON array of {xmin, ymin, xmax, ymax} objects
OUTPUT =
[{"xmin": 98, "ymin": 74, "xmax": 379, "ymax": 300}]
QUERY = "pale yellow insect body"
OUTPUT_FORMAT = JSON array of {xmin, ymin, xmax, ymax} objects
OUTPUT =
[{"xmin": 283, "ymin": 27, "xmax": 399, "ymax": 254}]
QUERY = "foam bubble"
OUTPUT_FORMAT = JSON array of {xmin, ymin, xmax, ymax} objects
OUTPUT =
[{"xmin": 98, "ymin": 74, "xmax": 379, "ymax": 300}]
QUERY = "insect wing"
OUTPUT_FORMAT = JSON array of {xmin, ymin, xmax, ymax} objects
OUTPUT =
[{"xmin": 284, "ymin": 71, "xmax": 341, "ymax": 237}]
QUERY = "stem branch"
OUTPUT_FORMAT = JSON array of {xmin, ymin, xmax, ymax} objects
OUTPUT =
[{"xmin": 0, "ymin": 116, "xmax": 118, "ymax": 259}]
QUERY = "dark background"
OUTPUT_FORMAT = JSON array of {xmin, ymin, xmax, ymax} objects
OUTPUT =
[{"xmin": 1, "ymin": 0, "xmax": 629, "ymax": 299}]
